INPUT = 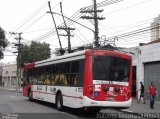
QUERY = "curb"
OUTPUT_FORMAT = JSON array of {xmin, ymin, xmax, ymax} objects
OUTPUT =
[{"xmin": 0, "ymin": 87, "xmax": 23, "ymax": 93}]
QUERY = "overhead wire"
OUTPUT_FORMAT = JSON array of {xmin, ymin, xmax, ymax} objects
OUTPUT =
[
  {"xmin": 25, "ymin": 0, "xmax": 125, "ymax": 44},
  {"xmin": 109, "ymin": 25, "xmax": 160, "ymax": 46},
  {"xmin": 105, "ymin": 24, "xmax": 159, "ymax": 41},
  {"xmin": 8, "ymin": 0, "xmax": 156, "ymax": 53},
  {"xmin": 25, "ymin": 10, "xmax": 83, "ymax": 43},
  {"xmin": 14, "ymin": 2, "xmax": 48, "ymax": 32},
  {"xmin": 81, "ymin": 0, "xmax": 124, "ymax": 10},
  {"xmin": 47, "ymin": 0, "xmax": 157, "ymax": 50},
  {"xmin": 22, "ymin": 27, "xmax": 53, "ymax": 34},
  {"xmin": 103, "ymin": 0, "xmax": 152, "ymax": 16},
  {"xmin": 72, "ymin": 23, "xmax": 91, "ymax": 44},
  {"xmin": 21, "ymin": 13, "xmax": 47, "ymax": 32},
  {"xmin": 21, "ymin": 0, "xmax": 66, "ymax": 33}
]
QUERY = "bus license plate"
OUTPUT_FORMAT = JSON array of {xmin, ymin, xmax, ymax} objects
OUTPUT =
[{"xmin": 106, "ymin": 97, "xmax": 114, "ymax": 101}]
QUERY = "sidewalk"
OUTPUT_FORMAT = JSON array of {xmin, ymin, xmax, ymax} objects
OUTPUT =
[
  {"xmin": 0, "ymin": 86, "xmax": 23, "ymax": 93},
  {"xmin": 122, "ymin": 98, "xmax": 160, "ymax": 113}
]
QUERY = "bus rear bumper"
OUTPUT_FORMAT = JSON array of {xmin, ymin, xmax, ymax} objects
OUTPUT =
[{"xmin": 83, "ymin": 96, "xmax": 132, "ymax": 108}]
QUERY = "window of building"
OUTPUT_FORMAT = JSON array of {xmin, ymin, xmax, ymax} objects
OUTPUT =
[{"xmin": 6, "ymin": 71, "xmax": 9, "ymax": 75}]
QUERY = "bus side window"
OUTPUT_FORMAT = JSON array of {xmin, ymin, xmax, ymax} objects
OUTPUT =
[
  {"xmin": 73, "ymin": 74, "xmax": 78, "ymax": 86},
  {"xmin": 51, "ymin": 74, "xmax": 55, "ymax": 85},
  {"xmin": 70, "ymin": 61, "xmax": 79, "ymax": 86},
  {"xmin": 37, "ymin": 67, "xmax": 45, "ymax": 84},
  {"xmin": 55, "ymin": 74, "xmax": 59, "ymax": 84},
  {"xmin": 44, "ymin": 65, "xmax": 52, "ymax": 85},
  {"xmin": 61, "ymin": 62, "xmax": 70, "ymax": 86},
  {"xmin": 51, "ymin": 65, "xmax": 56, "ymax": 85},
  {"xmin": 78, "ymin": 59, "xmax": 85, "ymax": 87}
]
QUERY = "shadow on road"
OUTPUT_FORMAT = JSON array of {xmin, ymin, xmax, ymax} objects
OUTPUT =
[
  {"xmin": 26, "ymin": 99, "xmax": 98, "ymax": 119},
  {"xmin": 25, "ymin": 99, "xmax": 131, "ymax": 119}
]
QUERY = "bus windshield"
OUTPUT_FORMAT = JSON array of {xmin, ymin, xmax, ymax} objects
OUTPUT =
[{"xmin": 92, "ymin": 55, "xmax": 131, "ymax": 82}]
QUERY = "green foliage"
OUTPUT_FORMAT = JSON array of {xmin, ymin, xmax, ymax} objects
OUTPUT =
[
  {"xmin": 0, "ymin": 27, "xmax": 8, "ymax": 59},
  {"xmin": 21, "ymin": 41, "xmax": 51, "ymax": 67}
]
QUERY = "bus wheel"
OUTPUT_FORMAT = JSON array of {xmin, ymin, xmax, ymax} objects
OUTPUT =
[
  {"xmin": 56, "ymin": 93, "xmax": 63, "ymax": 111},
  {"xmin": 28, "ymin": 90, "xmax": 33, "ymax": 101}
]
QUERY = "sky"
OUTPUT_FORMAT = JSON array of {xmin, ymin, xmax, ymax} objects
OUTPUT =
[{"xmin": 0, "ymin": 0, "xmax": 160, "ymax": 64}]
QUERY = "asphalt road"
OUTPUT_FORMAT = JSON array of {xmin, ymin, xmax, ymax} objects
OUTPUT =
[{"xmin": 0, "ymin": 87, "xmax": 140, "ymax": 119}]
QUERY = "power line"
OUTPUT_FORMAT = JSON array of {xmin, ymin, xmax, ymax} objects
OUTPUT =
[
  {"xmin": 25, "ymin": 11, "xmax": 83, "ymax": 43},
  {"xmin": 81, "ymin": 0, "xmax": 124, "ymax": 10},
  {"xmin": 22, "ymin": 27, "xmax": 53, "ymax": 34},
  {"xmin": 21, "ymin": 13, "xmax": 47, "ymax": 32},
  {"xmin": 21, "ymin": 0, "xmax": 157, "ymax": 51},
  {"xmin": 105, "ymin": 24, "xmax": 159, "ymax": 41},
  {"xmin": 14, "ymin": 3, "xmax": 48, "ymax": 32},
  {"xmin": 104, "ymin": 0, "xmax": 152, "ymax": 16},
  {"xmin": 99, "ymin": 17, "xmax": 153, "ymax": 35},
  {"xmin": 68, "ymin": 23, "xmax": 158, "ymax": 47},
  {"xmin": 8, "ymin": 0, "xmax": 65, "ymax": 41},
  {"xmin": 25, "ymin": 0, "xmax": 124, "ymax": 44}
]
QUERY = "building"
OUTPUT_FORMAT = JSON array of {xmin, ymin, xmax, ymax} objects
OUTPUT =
[
  {"xmin": 2, "ymin": 64, "xmax": 17, "ymax": 89},
  {"xmin": 130, "ymin": 41, "xmax": 160, "ymax": 101},
  {"xmin": 151, "ymin": 14, "xmax": 160, "ymax": 42}
]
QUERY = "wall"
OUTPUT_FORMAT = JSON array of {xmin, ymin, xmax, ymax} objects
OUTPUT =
[
  {"xmin": 2, "ymin": 64, "xmax": 17, "ymax": 89},
  {"xmin": 133, "ymin": 42, "xmax": 160, "ymax": 99}
]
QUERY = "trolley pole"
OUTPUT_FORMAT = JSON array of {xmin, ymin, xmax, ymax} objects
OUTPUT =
[
  {"xmin": 58, "ymin": 2, "xmax": 75, "ymax": 53},
  {"xmin": 48, "ymin": 1, "xmax": 64, "ymax": 55}
]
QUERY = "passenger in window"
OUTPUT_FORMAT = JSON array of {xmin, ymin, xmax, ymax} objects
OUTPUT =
[
  {"xmin": 51, "ymin": 74, "xmax": 55, "ymax": 85},
  {"xmin": 44, "ymin": 73, "xmax": 50, "ymax": 85},
  {"xmin": 73, "ymin": 75, "xmax": 78, "ymax": 86},
  {"xmin": 70, "ymin": 74, "xmax": 77, "ymax": 86},
  {"xmin": 41, "ymin": 74, "xmax": 45, "ymax": 84},
  {"xmin": 59, "ymin": 74, "xmax": 67, "ymax": 85},
  {"xmin": 65, "ymin": 74, "xmax": 70, "ymax": 85},
  {"xmin": 55, "ymin": 74, "xmax": 60, "ymax": 84}
]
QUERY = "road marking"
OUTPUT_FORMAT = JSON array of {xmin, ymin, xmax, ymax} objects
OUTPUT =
[
  {"xmin": 61, "ymin": 112, "xmax": 78, "ymax": 118},
  {"xmin": 10, "ymin": 95, "xmax": 17, "ymax": 98},
  {"xmin": 122, "ymin": 110, "xmax": 133, "ymax": 113}
]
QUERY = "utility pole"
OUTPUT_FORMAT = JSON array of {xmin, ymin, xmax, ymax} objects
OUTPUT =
[
  {"xmin": 58, "ymin": 2, "xmax": 75, "ymax": 53},
  {"xmin": 58, "ymin": 27, "xmax": 75, "ymax": 53},
  {"xmin": 10, "ymin": 32, "xmax": 23, "ymax": 92},
  {"xmin": 80, "ymin": 0, "xmax": 105, "ymax": 48}
]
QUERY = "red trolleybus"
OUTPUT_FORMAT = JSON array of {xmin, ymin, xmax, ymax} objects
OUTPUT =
[{"xmin": 23, "ymin": 49, "xmax": 132, "ymax": 112}]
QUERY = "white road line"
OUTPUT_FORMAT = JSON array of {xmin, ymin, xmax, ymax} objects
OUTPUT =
[
  {"xmin": 10, "ymin": 95, "xmax": 17, "ymax": 98},
  {"xmin": 122, "ymin": 110, "xmax": 133, "ymax": 113},
  {"xmin": 61, "ymin": 112, "xmax": 78, "ymax": 118}
]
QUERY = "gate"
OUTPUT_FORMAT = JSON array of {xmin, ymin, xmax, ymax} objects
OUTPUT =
[{"xmin": 144, "ymin": 62, "xmax": 160, "ymax": 101}]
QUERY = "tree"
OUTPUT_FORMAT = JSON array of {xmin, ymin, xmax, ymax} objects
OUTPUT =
[
  {"xmin": 0, "ymin": 27, "xmax": 8, "ymax": 59},
  {"xmin": 20, "ymin": 41, "xmax": 51, "ymax": 67}
]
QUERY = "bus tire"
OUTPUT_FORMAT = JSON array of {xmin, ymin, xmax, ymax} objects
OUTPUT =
[
  {"xmin": 56, "ymin": 93, "xmax": 63, "ymax": 111},
  {"xmin": 28, "ymin": 90, "xmax": 33, "ymax": 101}
]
